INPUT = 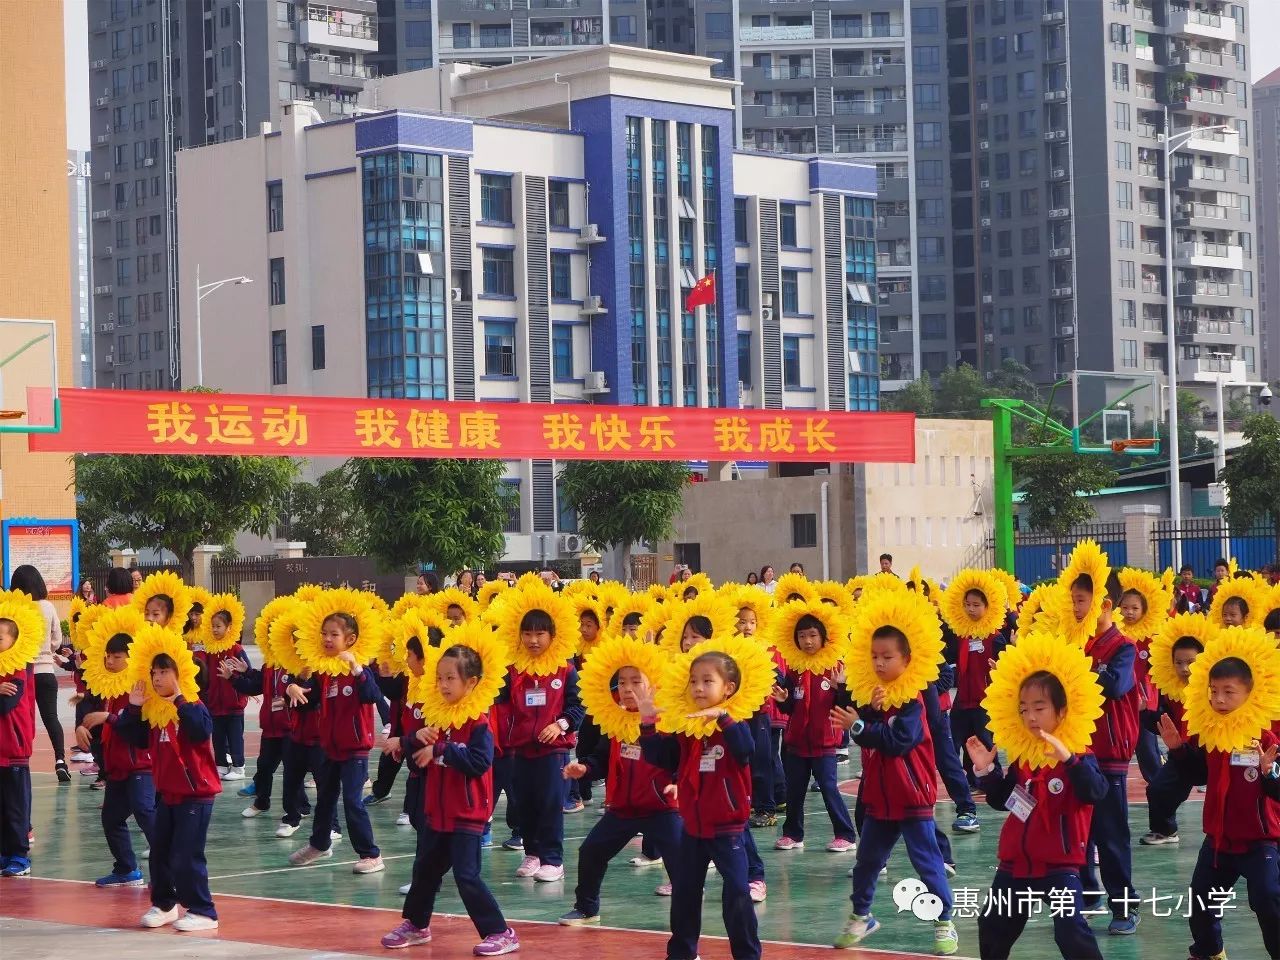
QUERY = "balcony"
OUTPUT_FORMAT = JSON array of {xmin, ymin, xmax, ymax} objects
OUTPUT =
[
  {"xmin": 763, "ymin": 63, "xmax": 813, "ymax": 80},
  {"xmin": 830, "ymin": 22, "xmax": 904, "ymax": 39},
  {"xmin": 1178, "ymin": 356, "xmax": 1244, "ymax": 383},
  {"xmin": 1135, "ymin": 83, "xmax": 1157, "ymax": 100},
  {"xmin": 1168, "ymin": 7, "xmax": 1236, "ymax": 42},
  {"xmin": 1182, "ymin": 128, "xmax": 1239, "ymax": 156},
  {"xmin": 1139, "ymin": 200, "xmax": 1162, "ymax": 217},
  {"xmin": 757, "ymin": 102, "xmax": 816, "ymax": 118},
  {"xmin": 1050, "ymin": 165, "xmax": 1070, "ymax": 180},
  {"xmin": 1142, "ymin": 278, "xmax": 1165, "ymax": 295},
  {"xmin": 1048, "ymin": 207, "xmax": 1070, "ymax": 219},
  {"xmin": 833, "ymin": 99, "xmax": 894, "ymax": 116},
  {"xmin": 1174, "ymin": 163, "xmax": 1228, "ymax": 189},
  {"xmin": 1139, "ymin": 240, "xmax": 1164, "ymax": 257},
  {"xmin": 1044, "ymin": 128, "xmax": 1068, "ymax": 142},
  {"xmin": 1049, "ymin": 245, "xmax": 1073, "ymax": 258},
  {"xmin": 299, "ymin": 55, "xmax": 372, "ymax": 89},
  {"xmin": 834, "ymin": 137, "xmax": 908, "ymax": 154},
  {"xmin": 831, "ymin": 60, "xmax": 903, "ymax": 78},
  {"xmin": 1179, "ymin": 317, "xmax": 1236, "ymax": 340},
  {"xmin": 1176, "ymin": 279, "xmax": 1233, "ymax": 301},
  {"xmin": 1169, "ymin": 46, "xmax": 1227, "ymax": 69},
  {"xmin": 877, "ymin": 176, "xmax": 909, "ymax": 202},
  {"xmin": 1050, "ymin": 285, "xmax": 1074, "ymax": 298},
  {"xmin": 301, "ymin": 5, "xmax": 379, "ymax": 52},
  {"xmin": 1185, "ymin": 86, "xmax": 1227, "ymax": 107},
  {"xmin": 1175, "ymin": 201, "xmax": 1231, "ymax": 224},
  {"xmin": 1042, "ymin": 10, "xmax": 1065, "ymax": 23},
  {"xmin": 439, "ymin": 33, "xmax": 513, "ymax": 50},
  {"xmin": 1043, "ymin": 88, "xmax": 1068, "ymax": 103},
  {"xmin": 1137, "ymin": 162, "xmax": 1160, "ymax": 178},
  {"xmin": 1175, "ymin": 240, "xmax": 1243, "ymax": 270},
  {"xmin": 740, "ymin": 24, "xmax": 815, "ymax": 42},
  {"xmin": 531, "ymin": 30, "xmax": 602, "ymax": 47}
]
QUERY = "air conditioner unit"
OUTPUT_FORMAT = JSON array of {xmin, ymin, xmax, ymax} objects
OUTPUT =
[
  {"xmin": 144, "ymin": 158, "xmax": 155, "ymax": 167},
  {"xmin": 450, "ymin": 287, "xmax": 464, "ymax": 302},
  {"xmin": 95, "ymin": 134, "xmax": 110, "ymax": 145},
  {"xmin": 983, "ymin": 333, "xmax": 994, "ymax": 343},
  {"xmin": 103, "ymin": 354, "xmax": 114, "ymax": 366},
  {"xmin": 761, "ymin": 307, "xmax": 774, "ymax": 322},
  {"xmin": 561, "ymin": 534, "xmax": 585, "ymax": 554},
  {"xmin": 980, "ymin": 216, "xmax": 992, "ymax": 227},
  {"xmin": 100, "ymin": 171, "xmax": 112, "ymax": 181},
  {"xmin": 583, "ymin": 370, "xmax": 608, "ymax": 394},
  {"xmin": 579, "ymin": 223, "xmax": 604, "ymax": 244},
  {"xmin": 979, "ymin": 178, "xmax": 990, "ymax": 189},
  {"xmin": 91, "ymin": 59, "xmax": 107, "ymax": 69},
  {"xmin": 92, "ymin": 209, "xmax": 110, "ymax": 221},
  {"xmin": 978, "ymin": 101, "xmax": 990, "ymax": 112},
  {"xmin": 94, "ymin": 284, "xmax": 113, "ymax": 295},
  {"xmin": 99, "ymin": 322, "xmax": 115, "ymax": 333},
  {"xmin": 982, "ymin": 293, "xmax": 993, "ymax": 304},
  {"xmin": 1052, "ymin": 167, "xmax": 1066, "ymax": 179},
  {"xmin": 580, "ymin": 294, "xmax": 606, "ymax": 315},
  {"xmin": 1059, "ymin": 324, "xmax": 1075, "ymax": 336},
  {"xmin": 979, "ymin": 139, "xmax": 990, "ymax": 150},
  {"xmin": 94, "ymin": 97, "xmax": 110, "ymax": 107}
]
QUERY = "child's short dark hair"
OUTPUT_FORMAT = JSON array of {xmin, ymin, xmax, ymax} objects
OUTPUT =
[
  {"xmin": 1172, "ymin": 636, "xmax": 1205, "ymax": 656},
  {"xmin": 1071, "ymin": 571, "xmax": 1122, "ymax": 605},
  {"xmin": 1214, "ymin": 558, "xmax": 1229, "ymax": 571},
  {"xmin": 520, "ymin": 609, "xmax": 555, "ymax": 634},
  {"xmin": 1019, "ymin": 670, "xmax": 1068, "ymax": 712},
  {"xmin": 0, "ymin": 618, "xmax": 17, "ymax": 640},
  {"xmin": 1222, "ymin": 596, "xmax": 1250, "ymax": 618},
  {"xmin": 871, "ymin": 624, "xmax": 911, "ymax": 657},
  {"xmin": 1265, "ymin": 609, "xmax": 1280, "ymax": 633},
  {"xmin": 151, "ymin": 652, "xmax": 178, "ymax": 672},
  {"xmin": 1180, "ymin": 564, "xmax": 1195, "ymax": 575},
  {"xmin": 1209, "ymin": 656, "xmax": 1253, "ymax": 688},
  {"xmin": 879, "ymin": 553, "xmax": 893, "ymax": 562},
  {"xmin": 785, "ymin": 592, "xmax": 806, "ymax": 602},
  {"xmin": 105, "ymin": 632, "xmax": 132, "ymax": 655},
  {"xmin": 682, "ymin": 587, "xmax": 699, "ymax": 600},
  {"xmin": 446, "ymin": 603, "xmax": 465, "ymax": 617},
  {"xmin": 183, "ymin": 601, "xmax": 203, "ymax": 635},
  {"xmin": 690, "ymin": 651, "xmax": 740, "ymax": 688},
  {"xmin": 426, "ymin": 627, "xmax": 445, "ymax": 647},
  {"xmin": 106, "ymin": 567, "xmax": 134, "ymax": 596},
  {"xmin": 794, "ymin": 613, "xmax": 828, "ymax": 645},
  {"xmin": 406, "ymin": 634, "xmax": 424, "ymax": 659},
  {"xmin": 622, "ymin": 612, "xmax": 643, "ymax": 629},
  {"xmin": 684, "ymin": 615, "xmax": 714, "ymax": 640},
  {"xmin": 211, "ymin": 610, "xmax": 232, "ymax": 628},
  {"xmin": 580, "ymin": 609, "xmax": 601, "ymax": 628},
  {"xmin": 1120, "ymin": 588, "xmax": 1148, "ymax": 614},
  {"xmin": 440, "ymin": 644, "xmax": 483, "ymax": 680},
  {"xmin": 963, "ymin": 588, "xmax": 989, "ymax": 607},
  {"xmin": 323, "ymin": 611, "xmax": 359, "ymax": 636}
]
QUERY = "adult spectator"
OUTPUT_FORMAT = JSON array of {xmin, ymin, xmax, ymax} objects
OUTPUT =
[
  {"xmin": 475, "ymin": 570, "xmax": 489, "ymax": 592},
  {"xmin": 758, "ymin": 565, "xmax": 777, "ymax": 595},
  {"xmin": 878, "ymin": 553, "xmax": 895, "ymax": 575},
  {"xmin": 129, "ymin": 567, "xmax": 144, "ymax": 592},
  {"xmin": 789, "ymin": 562, "xmax": 805, "ymax": 575},
  {"xmin": 415, "ymin": 571, "xmax": 439, "ymax": 595},
  {"xmin": 457, "ymin": 569, "xmax": 476, "ymax": 596},
  {"xmin": 8, "ymin": 565, "xmax": 70, "ymax": 783},
  {"xmin": 746, "ymin": 571, "xmax": 759, "ymax": 586},
  {"xmin": 78, "ymin": 579, "xmax": 97, "ymax": 604},
  {"xmin": 587, "ymin": 571, "xmax": 601, "ymax": 585},
  {"xmin": 103, "ymin": 567, "xmax": 134, "ymax": 608}
]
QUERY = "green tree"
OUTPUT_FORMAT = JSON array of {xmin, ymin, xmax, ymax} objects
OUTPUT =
[
  {"xmin": 347, "ymin": 458, "xmax": 511, "ymax": 573},
  {"xmin": 557, "ymin": 460, "xmax": 691, "ymax": 581},
  {"xmin": 75, "ymin": 452, "xmax": 297, "ymax": 576},
  {"xmin": 987, "ymin": 358, "xmax": 1041, "ymax": 405},
  {"xmin": 76, "ymin": 487, "xmax": 114, "ymax": 572},
  {"xmin": 1220, "ymin": 413, "xmax": 1280, "ymax": 560},
  {"xmin": 1177, "ymin": 389, "xmax": 1215, "ymax": 457},
  {"xmin": 887, "ymin": 377, "xmax": 935, "ymax": 416},
  {"xmin": 1015, "ymin": 449, "xmax": 1118, "ymax": 561},
  {"xmin": 279, "ymin": 467, "xmax": 368, "ymax": 557},
  {"xmin": 934, "ymin": 363, "xmax": 991, "ymax": 418}
]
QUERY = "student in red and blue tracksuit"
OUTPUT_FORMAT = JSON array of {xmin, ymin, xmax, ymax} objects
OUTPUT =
[
  {"xmin": 944, "ymin": 618, "xmax": 1006, "ymax": 790},
  {"xmin": 230, "ymin": 658, "xmax": 308, "ymax": 823},
  {"xmin": 0, "ymin": 644, "xmax": 34, "ymax": 877},
  {"xmin": 1141, "ymin": 635, "xmax": 1203, "ymax": 846},
  {"xmin": 203, "ymin": 621, "xmax": 250, "ymax": 779}
]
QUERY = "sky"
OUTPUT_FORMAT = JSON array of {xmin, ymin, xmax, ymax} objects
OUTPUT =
[{"xmin": 60, "ymin": 0, "xmax": 1280, "ymax": 151}]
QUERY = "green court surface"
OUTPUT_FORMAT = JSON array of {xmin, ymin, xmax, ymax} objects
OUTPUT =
[{"xmin": 8, "ymin": 678, "xmax": 1273, "ymax": 959}]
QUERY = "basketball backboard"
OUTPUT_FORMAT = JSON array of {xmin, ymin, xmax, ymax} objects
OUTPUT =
[
  {"xmin": 0, "ymin": 318, "xmax": 59, "ymax": 433},
  {"xmin": 1069, "ymin": 369, "xmax": 1161, "ymax": 456}
]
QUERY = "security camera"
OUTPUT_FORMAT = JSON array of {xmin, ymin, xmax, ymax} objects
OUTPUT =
[{"xmin": 1261, "ymin": 385, "xmax": 1273, "ymax": 407}]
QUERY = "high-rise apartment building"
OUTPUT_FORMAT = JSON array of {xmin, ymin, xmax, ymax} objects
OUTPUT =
[
  {"xmin": 1256, "ymin": 65, "xmax": 1280, "ymax": 384},
  {"xmin": 69, "ymin": 150, "xmax": 95, "ymax": 387},
  {"xmin": 86, "ymin": 0, "xmax": 381, "ymax": 390}
]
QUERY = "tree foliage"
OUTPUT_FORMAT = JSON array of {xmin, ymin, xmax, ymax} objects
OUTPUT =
[
  {"xmin": 888, "ymin": 377, "xmax": 935, "ymax": 416},
  {"xmin": 888, "ymin": 360, "xmax": 1041, "ymax": 420},
  {"xmin": 75, "ymin": 452, "xmax": 297, "ymax": 574},
  {"xmin": 347, "ymin": 458, "xmax": 511, "ymax": 573},
  {"xmin": 557, "ymin": 460, "xmax": 690, "ymax": 576},
  {"xmin": 1176, "ymin": 389, "xmax": 1216, "ymax": 457},
  {"xmin": 279, "ymin": 467, "xmax": 368, "ymax": 557},
  {"xmin": 1014, "ymin": 449, "xmax": 1118, "ymax": 547},
  {"xmin": 1220, "ymin": 413, "xmax": 1280, "ymax": 557}
]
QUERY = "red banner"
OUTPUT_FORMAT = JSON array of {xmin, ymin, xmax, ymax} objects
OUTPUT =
[{"xmin": 29, "ymin": 389, "xmax": 916, "ymax": 463}]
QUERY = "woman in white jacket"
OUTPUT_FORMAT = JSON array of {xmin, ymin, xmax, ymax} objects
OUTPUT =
[{"xmin": 8, "ymin": 565, "xmax": 70, "ymax": 782}]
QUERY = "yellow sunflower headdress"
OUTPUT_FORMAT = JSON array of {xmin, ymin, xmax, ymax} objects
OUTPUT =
[
  {"xmin": 475, "ymin": 578, "xmax": 510, "ymax": 610},
  {"xmin": 293, "ymin": 583, "xmax": 326, "ymax": 603},
  {"xmin": 0, "ymin": 591, "xmax": 45, "ymax": 677},
  {"xmin": 83, "ymin": 604, "xmax": 148, "ymax": 699},
  {"xmin": 719, "ymin": 585, "xmax": 773, "ymax": 641},
  {"xmin": 594, "ymin": 581, "xmax": 631, "ymax": 621},
  {"xmin": 654, "ymin": 632, "xmax": 775, "ymax": 738},
  {"xmin": 578, "ymin": 633, "xmax": 667, "ymax": 742},
  {"xmin": 1207, "ymin": 576, "xmax": 1264, "ymax": 629},
  {"xmin": 1016, "ymin": 583, "xmax": 1060, "ymax": 638},
  {"xmin": 382, "ymin": 607, "xmax": 452, "ymax": 673},
  {"xmin": 391, "ymin": 592, "xmax": 426, "ymax": 619},
  {"xmin": 130, "ymin": 571, "xmax": 194, "ymax": 631},
  {"xmin": 491, "ymin": 580, "xmax": 577, "ymax": 676},
  {"xmin": 982, "ymin": 629, "xmax": 1105, "ymax": 771},
  {"xmin": 862, "ymin": 571, "xmax": 909, "ymax": 596},
  {"xmin": 813, "ymin": 580, "xmax": 857, "ymax": 617},
  {"xmin": 1261, "ymin": 584, "xmax": 1280, "ymax": 634},
  {"xmin": 127, "ymin": 624, "xmax": 202, "ymax": 727},
  {"xmin": 267, "ymin": 601, "xmax": 309, "ymax": 677},
  {"xmin": 254, "ymin": 596, "xmax": 296, "ymax": 669},
  {"xmin": 602, "ymin": 591, "xmax": 654, "ymax": 640},
  {"xmin": 845, "ymin": 575, "xmax": 868, "ymax": 597},
  {"xmin": 846, "ymin": 588, "xmax": 944, "ymax": 710},
  {"xmin": 638, "ymin": 597, "xmax": 677, "ymax": 648},
  {"xmin": 1149, "ymin": 613, "xmax": 1218, "ymax": 704},
  {"xmin": 1115, "ymin": 568, "xmax": 1172, "ymax": 642},
  {"xmin": 939, "ymin": 569, "xmax": 1008, "ymax": 640},
  {"xmin": 991, "ymin": 569, "xmax": 1022, "ymax": 614},
  {"xmin": 425, "ymin": 588, "xmax": 479, "ymax": 624},
  {"xmin": 655, "ymin": 591, "xmax": 739, "ymax": 657},
  {"xmin": 669, "ymin": 571, "xmax": 715, "ymax": 602},
  {"xmin": 296, "ymin": 588, "xmax": 383, "ymax": 676},
  {"xmin": 187, "ymin": 585, "xmax": 213, "ymax": 617},
  {"xmin": 71, "ymin": 599, "xmax": 108, "ymax": 652},
  {"xmin": 69, "ymin": 595, "xmax": 88, "ymax": 637},
  {"xmin": 419, "ymin": 620, "xmax": 508, "ymax": 730},
  {"xmin": 1184, "ymin": 625, "xmax": 1280, "ymax": 753},
  {"xmin": 197, "ymin": 592, "xmax": 246, "ymax": 654},
  {"xmin": 772, "ymin": 572, "xmax": 816, "ymax": 605},
  {"xmin": 766, "ymin": 600, "xmax": 850, "ymax": 676},
  {"xmin": 570, "ymin": 593, "xmax": 608, "ymax": 656},
  {"xmin": 1051, "ymin": 540, "xmax": 1111, "ymax": 646},
  {"xmin": 647, "ymin": 582, "xmax": 670, "ymax": 603}
]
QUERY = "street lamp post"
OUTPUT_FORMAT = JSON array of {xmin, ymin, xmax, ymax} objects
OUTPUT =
[
  {"xmin": 194, "ymin": 264, "xmax": 251, "ymax": 387},
  {"xmin": 1161, "ymin": 105, "xmax": 1235, "ymax": 571}
]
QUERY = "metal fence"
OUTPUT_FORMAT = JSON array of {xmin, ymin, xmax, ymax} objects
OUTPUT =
[
  {"xmin": 1153, "ymin": 519, "xmax": 1277, "ymax": 576},
  {"xmin": 210, "ymin": 556, "xmax": 276, "ymax": 595},
  {"xmin": 79, "ymin": 561, "xmax": 182, "ymax": 595},
  {"xmin": 988, "ymin": 522, "xmax": 1128, "ymax": 585}
]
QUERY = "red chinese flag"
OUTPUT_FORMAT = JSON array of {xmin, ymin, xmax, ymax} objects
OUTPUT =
[{"xmin": 684, "ymin": 273, "xmax": 716, "ymax": 312}]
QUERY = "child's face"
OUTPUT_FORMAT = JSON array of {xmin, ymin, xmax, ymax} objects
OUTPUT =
[
  {"xmin": 795, "ymin": 626, "xmax": 825, "ymax": 655},
  {"xmin": 1069, "ymin": 587, "xmax": 1093, "ymax": 623},
  {"xmin": 151, "ymin": 666, "xmax": 178, "ymax": 697},
  {"xmin": 963, "ymin": 594, "xmax": 988, "ymax": 621},
  {"xmin": 415, "ymin": 576, "xmax": 429, "ymax": 595},
  {"xmin": 0, "ymin": 626, "xmax": 15, "ymax": 654},
  {"xmin": 446, "ymin": 604, "xmax": 466, "ymax": 626},
  {"xmin": 1214, "ymin": 565, "xmax": 1229, "ymax": 581},
  {"xmin": 406, "ymin": 649, "xmax": 424, "ymax": 678},
  {"xmin": 1119, "ymin": 595, "xmax": 1145, "ymax": 626},
  {"xmin": 1173, "ymin": 647, "xmax": 1199, "ymax": 684},
  {"xmin": 1018, "ymin": 685, "xmax": 1065, "ymax": 736},
  {"xmin": 1181, "ymin": 570, "xmax": 1195, "ymax": 583},
  {"xmin": 689, "ymin": 663, "xmax": 735, "ymax": 710},
  {"xmin": 680, "ymin": 623, "xmax": 707, "ymax": 653},
  {"xmin": 852, "ymin": 587, "xmax": 863, "ymax": 601},
  {"xmin": 145, "ymin": 598, "xmax": 170, "ymax": 626},
  {"xmin": 614, "ymin": 666, "xmax": 650, "ymax": 711},
  {"xmin": 104, "ymin": 650, "xmax": 128, "ymax": 673},
  {"xmin": 1222, "ymin": 604, "xmax": 1245, "ymax": 627},
  {"xmin": 622, "ymin": 621, "xmax": 639, "ymax": 638},
  {"xmin": 520, "ymin": 628, "xmax": 551, "ymax": 655},
  {"xmin": 436, "ymin": 656, "xmax": 479, "ymax": 703},
  {"xmin": 210, "ymin": 617, "xmax": 228, "ymax": 641},
  {"xmin": 736, "ymin": 608, "xmax": 757, "ymax": 637},
  {"xmin": 1209, "ymin": 677, "xmax": 1250, "ymax": 715},
  {"xmin": 579, "ymin": 614, "xmax": 599, "ymax": 643},
  {"xmin": 321, "ymin": 620, "xmax": 355, "ymax": 656},
  {"xmin": 870, "ymin": 637, "xmax": 909, "ymax": 683},
  {"xmin": 682, "ymin": 588, "xmax": 698, "ymax": 601},
  {"xmin": 187, "ymin": 609, "xmax": 201, "ymax": 628}
]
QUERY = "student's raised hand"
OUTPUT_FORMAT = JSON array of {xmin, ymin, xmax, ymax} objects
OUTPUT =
[
  {"xmin": 1157, "ymin": 713, "xmax": 1184, "ymax": 751},
  {"xmin": 563, "ymin": 761, "xmax": 588, "ymax": 780},
  {"xmin": 128, "ymin": 680, "xmax": 147, "ymax": 706},
  {"xmin": 538, "ymin": 722, "xmax": 564, "ymax": 743},
  {"xmin": 286, "ymin": 683, "xmax": 308, "ymax": 707},
  {"xmin": 869, "ymin": 686, "xmax": 887, "ymax": 711},
  {"xmin": 0, "ymin": 681, "xmax": 17, "ymax": 697},
  {"xmin": 216, "ymin": 660, "xmax": 236, "ymax": 680},
  {"xmin": 832, "ymin": 663, "xmax": 846, "ymax": 687},
  {"xmin": 1039, "ymin": 730, "xmax": 1071, "ymax": 763},
  {"xmin": 965, "ymin": 735, "xmax": 997, "ymax": 771},
  {"xmin": 770, "ymin": 684, "xmax": 788, "ymax": 703},
  {"xmin": 663, "ymin": 783, "xmax": 678, "ymax": 803},
  {"xmin": 1261, "ymin": 742, "xmax": 1279, "ymax": 770},
  {"xmin": 338, "ymin": 650, "xmax": 361, "ymax": 674},
  {"xmin": 829, "ymin": 705, "xmax": 860, "ymax": 731},
  {"xmin": 637, "ymin": 692, "xmax": 659, "ymax": 724}
]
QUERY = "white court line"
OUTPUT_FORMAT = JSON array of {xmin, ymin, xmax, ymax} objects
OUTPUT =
[{"xmin": 206, "ymin": 852, "xmax": 417, "ymax": 881}]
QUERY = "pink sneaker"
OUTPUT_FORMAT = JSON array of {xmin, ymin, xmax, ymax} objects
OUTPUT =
[
  {"xmin": 381, "ymin": 920, "xmax": 431, "ymax": 948},
  {"xmin": 514, "ymin": 856, "xmax": 541, "ymax": 878},
  {"xmin": 749, "ymin": 880, "xmax": 767, "ymax": 903},
  {"xmin": 773, "ymin": 836, "xmax": 804, "ymax": 851},
  {"xmin": 473, "ymin": 927, "xmax": 520, "ymax": 956},
  {"xmin": 826, "ymin": 838, "xmax": 857, "ymax": 853},
  {"xmin": 655, "ymin": 882, "xmax": 672, "ymax": 896}
]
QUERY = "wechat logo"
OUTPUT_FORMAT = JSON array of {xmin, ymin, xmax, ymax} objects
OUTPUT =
[{"xmin": 893, "ymin": 877, "xmax": 945, "ymax": 922}]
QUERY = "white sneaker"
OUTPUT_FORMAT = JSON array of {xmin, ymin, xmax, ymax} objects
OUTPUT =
[
  {"xmin": 70, "ymin": 750, "xmax": 95, "ymax": 764},
  {"xmin": 396, "ymin": 812, "xmax": 411, "ymax": 826},
  {"xmin": 629, "ymin": 855, "xmax": 663, "ymax": 867},
  {"xmin": 399, "ymin": 881, "xmax": 412, "ymax": 895},
  {"xmin": 533, "ymin": 863, "xmax": 564, "ymax": 882},
  {"xmin": 242, "ymin": 805, "xmax": 264, "ymax": 818},
  {"xmin": 515, "ymin": 856, "xmax": 541, "ymax": 878},
  {"xmin": 221, "ymin": 767, "xmax": 245, "ymax": 782},
  {"xmin": 217, "ymin": 766, "xmax": 230, "ymax": 778},
  {"xmin": 140, "ymin": 906, "xmax": 179, "ymax": 928},
  {"xmin": 276, "ymin": 822, "xmax": 299, "ymax": 838},
  {"xmin": 174, "ymin": 912, "xmax": 219, "ymax": 932},
  {"xmin": 331, "ymin": 830, "xmax": 342, "ymax": 844},
  {"xmin": 289, "ymin": 845, "xmax": 333, "ymax": 867},
  {"xmin": 353, "ymin": 856, "xmax": 385, "ymax": 874}
]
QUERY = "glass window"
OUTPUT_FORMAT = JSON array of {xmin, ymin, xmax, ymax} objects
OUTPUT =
[
  {"xmin": 269, "ymin": 257, "xmax": 285, "ymax": 304},
  {"xmin": 311, "ymin": 325, "xmax": 325, "ymax": 370},
  {"xmin": 782, "ymin": 335, "xmax": 801, "ymax": 387},
  {"xmin": 1119, "ymin": 300, "xmax": 1136, "ymax": 327},
  {"xmin": 914, "ymin": 83, "xmax": 941, "ymax": 111},
  {"xmin": 480, "ymin": 174, "xmax": 513, "ymax": 223},
  {"xmin": 484, "ymin": 320, "xmax": 516, "ymax": 376},
  {"xmin": 404, "ymin": 20, "xmax": 431, "ymax": 47},
  {"xmin": 780, "ymin": 203, "xmax": 797, "ymax": 246},
  {"xmin": 553, "ymin": 325, "xmax": 574, "ymax": 380},
  {"xmin": 734, "ymin": 197, "xmax": 748, "ymax": 242},
  {"xmin": 736, "ymin": 264, "xmax": 750, "ymax": 311},
  {"xmin": 1117, "ymin": 220, "xmax": 1133, "ymax": 249},
  {"xmin": 705, "ymin": 12, "xmax": 731, "ymax": 38},
  {"xmin": 1120, "ymin": 339, "xmax": 1138, "ymax": 368},
  {"xmin": 912, "ymin": 46, "xmax": 940, "ymax": 73},
  {"xmin": 910, "ymin": 6, "xmax": 939, "ymax": 33},
  {"xmin": 482, "ymin": 248, "xmax": 514, "ymax": 296},
  {"xmin": 270, "ymin": 330, "xmax": 286, "ymax": 385},
  {"xmin": 1115, "ymin": 141, "xmax": 1132, "ymax": 170},
  {"xmin": 781, "ymin": 269, "xmax": 799, "ymax": 314},
  {"xmin": 1116, "ymin": 181, "xmax": 1133, "ymax": 209},
  {"xmin": 1117, "ymin": 260, "xmax": 1135, "ymax": 289},
  {"xmin": 266, "ymin": 182, "xmax": 283, "ymax": 232},
  {"xmin": 791, "ymin": 513, "xmax": 818, "ymax": 549},
  {"xmin": 549, "ymin": 180, "xmax": 570, "ymax": 228},
  {"xmin": 738, "ymin": 331, "xmax": 752, "ymax": 388},
  {"xmin": 551, "ymin": 251, "xmax": 572, "ymax": 300}
]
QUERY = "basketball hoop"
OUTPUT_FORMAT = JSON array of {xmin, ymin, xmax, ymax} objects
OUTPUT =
[
  {"xmin": 1110, "ymin": 438, "xmax": 1157, "ymax": 454},
  {"xmin": 0, "ymin": 410, "xmax": 24, "ymax": 421}
]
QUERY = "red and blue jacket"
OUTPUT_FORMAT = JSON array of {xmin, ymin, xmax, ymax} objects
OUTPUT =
[
  {"xmin": 101, "ymin": 692, "xmax": 152, "ymax": 778},
  {"xmin": 1084, "ymin": 624, "xmax": 1139, "ymax": 773},
  {"xmin": 202, "ymin": 644, "xmax": 251, "ymax": 717},
  {"xmin": 118, "ymin": 697, "xmax": 220, "ymax": 805},
  {"xmin": 944, "ymin": 625, "xmax": 1007, "ymax": 710},
  {"xmin": 578, "ymin": 719, "xmax": 677, "ymax": 820},
  {"xmin": 851, "ymin": 695, "xmax": 937, "ymax": 821},
  {"xmin": 777, "ymin": 667, "xmax": 845, "ymax": 757},
  {"xmin": 397, "ymin": 692, "xmax": 428, "ymax": 781},
  {"xmin": 291, "ymin": 666, "xmax": 380, "ymax": 761},
  {"xmin": 641, "ymin": 714, "xmax": 754, "ymax": 838},
  {"xmin": 1171, "ymin": 729, "xmax": 1280, "ymax": 856},
  {"xmin": 0, "ymin": 666, "xmax": 34, "ymax": 767},
  {"xmin": 421, "ymin": 714, "xmax": 494, "ymax": 835},
  {"xmin": 232, "ymin": 664, "xmax": 296, "ymax": 739},
  {"xmin": 978, "ymin": 753, "xmax": 1108, "ymax": 878},
  {"xmin": 495, "ymin": 663, "xmax": 585, "ymax": 758}
]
